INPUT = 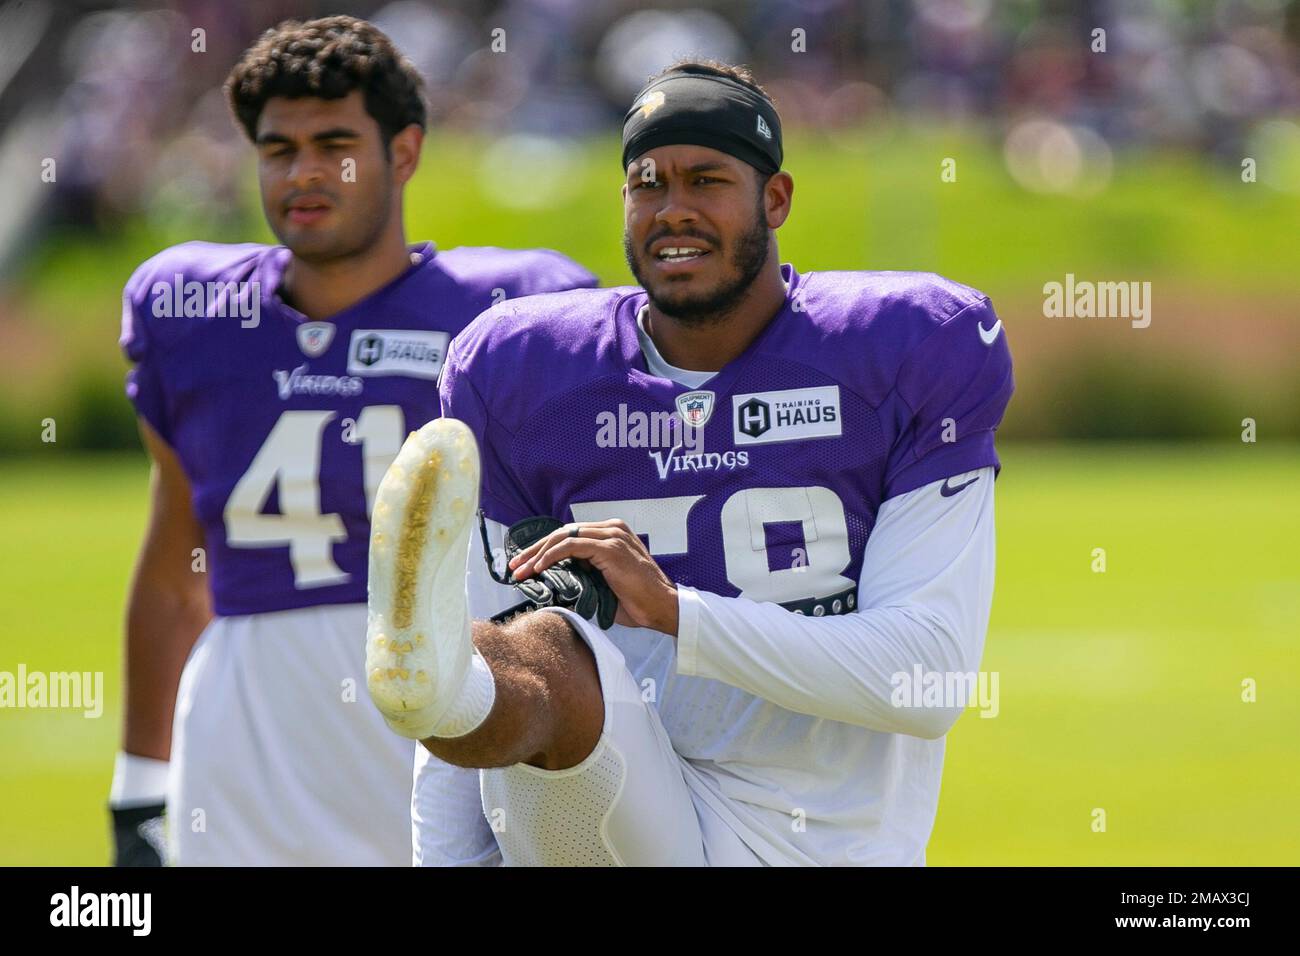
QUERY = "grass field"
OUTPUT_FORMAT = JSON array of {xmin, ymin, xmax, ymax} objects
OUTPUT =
[{"xmin": 0, "ymin": 443, "xmax": 1296, "ymax": 865}]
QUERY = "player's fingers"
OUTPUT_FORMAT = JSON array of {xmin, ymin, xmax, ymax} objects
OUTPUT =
[
  {"xmin": 525, "ymin": 531, "xmax": 616, "ymax": 572},
  {"xmin": 614, "ymin": 524, "xmax": 648, "ymax": 554},
  {"xmin": 548, "ymin": 518, "xmax": 644, "ymax": 556},
  {"xmin": 526, "ymin": 532, "xmax": 627, "ymax": 577},
  {"xmin": 508, "ymin": 524, "xmax": 582, "ymax": 568},
  {"xmin": 513, "ymin": 540, "xmax": 584, "ymax": 578},
  {"xmin": 508, "ymin": 534, "xmax": 550, "ymax": 569},
  {"xmin": 576, "ymin": 517, "xmax": 633, "ymax": 535},
  {"xmin": 512, "ymin": 526, "xmax": 619, "ymax": 576},
  {"xmin": 543, "ymin": 537, "xmax": 623, "ymax": 574}
]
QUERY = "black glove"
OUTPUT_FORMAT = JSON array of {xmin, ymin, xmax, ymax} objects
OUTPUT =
[
  {"xmin": 111, "ymin": 803, "xmax": 167, "ymax": 867},
  {"xmin": 480, "ymin": 513, "xmax": 619, "ymax": 629}
]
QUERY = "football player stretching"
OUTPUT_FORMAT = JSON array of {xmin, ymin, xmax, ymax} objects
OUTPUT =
[{"xmin": 368, "ymin": 60, "xmax": 1012, "ymax": 866}]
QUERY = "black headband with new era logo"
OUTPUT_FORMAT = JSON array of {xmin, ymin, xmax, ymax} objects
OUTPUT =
[{"xmin": 621, "ymin": 70, "xmax": 783, "ymax": 176}]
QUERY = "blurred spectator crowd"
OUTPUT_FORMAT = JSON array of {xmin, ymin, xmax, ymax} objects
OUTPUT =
[{"xmin": 0, "ymin": 0, "xmax": 1297, "ymax": 259}]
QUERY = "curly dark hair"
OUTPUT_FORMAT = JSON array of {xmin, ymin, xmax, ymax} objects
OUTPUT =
[{"xmin": 225, "ymin": 15, "xmax": 426, "ymax": 150}]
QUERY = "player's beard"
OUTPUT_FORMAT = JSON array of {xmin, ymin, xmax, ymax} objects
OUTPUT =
[{"xmin": 624, "ymin": 192, "xmax": 771, "ymax": 327}]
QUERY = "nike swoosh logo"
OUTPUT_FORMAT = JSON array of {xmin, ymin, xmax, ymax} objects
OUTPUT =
[
  {"xmin": 940, "ymin": 475, "xmax": 980, "ymax": 497},
  {"xmin": 978, "ymin": 319, "xmax": 1002, "ymax": 345}
]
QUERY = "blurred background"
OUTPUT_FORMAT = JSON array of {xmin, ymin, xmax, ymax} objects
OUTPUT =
[{"xmin": 1, "ymin": 0, "xmax": 1297, "ymax": 865}]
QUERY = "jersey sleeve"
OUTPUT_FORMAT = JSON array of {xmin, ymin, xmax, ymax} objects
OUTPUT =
[
  {"xmin": 883, "ymin": 297, "xmax": 1013, "ymax": 500},
  {"xmin": 119, "ymin": 267, "xmax": 173, "ymax": 445},
  {"xmin": 438, "ymin": 343, "xmax": 539, "ymax": 527},
  {"xmin": 466, "ymin": 249, "xmax": 598, "ymax": 306},
  {"xmin": 521, "ymin": 251, "xmax": 599, "ymax": 296}
]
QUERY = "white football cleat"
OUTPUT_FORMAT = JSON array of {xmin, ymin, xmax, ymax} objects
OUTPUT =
[{"xmin": 366, "ymin": 418, "xmax": 494, "ymax": 740}]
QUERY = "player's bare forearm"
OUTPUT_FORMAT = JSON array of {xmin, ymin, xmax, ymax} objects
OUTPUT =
[
  {"xmin": 122, "ymin": 422, "xmax": 213, "ymax": 760},
  {"xmin": 122, "ymin": 578, "xmax": 210, "ymax": 758}
]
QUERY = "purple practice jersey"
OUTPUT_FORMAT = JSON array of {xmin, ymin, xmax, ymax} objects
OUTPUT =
[
  {"xmin": 442, "ymin": 264, "xmax": 1013, "ymax": 616},
  {"xmin": 121, "ymin": 240, "xmax": 597, "ymax": 616}
]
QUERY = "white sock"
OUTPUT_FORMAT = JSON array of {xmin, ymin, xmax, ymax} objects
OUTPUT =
[
  {"xmin": 109, "ymin": 752, "xmax": 170, "ymax": 808},
  {"xmin": 429, "ymin": 651, "xmax": 496, "ymax": 738}
]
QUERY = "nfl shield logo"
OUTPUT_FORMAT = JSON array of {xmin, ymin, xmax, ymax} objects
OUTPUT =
[
  {"xmin": 297, "ymin": 321, "xmax": 335, "ymax": 358},
  {"xmin": 675, "ymin": 390, "xmax": 715, "ymax": 429}
]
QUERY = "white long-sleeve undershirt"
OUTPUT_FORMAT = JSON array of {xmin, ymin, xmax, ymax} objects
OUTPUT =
[{"xmin": 676, "ymin": 466, "xmax": 995, "ymax": 739}]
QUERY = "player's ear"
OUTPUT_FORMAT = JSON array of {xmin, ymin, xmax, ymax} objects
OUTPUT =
[
  {"xmin": 764, "ymin": 171, "xmax": 793, "ymax": 229},
  {"xmin": 389, "ymin": 124, "xmax": 423, "ymax": 185}
]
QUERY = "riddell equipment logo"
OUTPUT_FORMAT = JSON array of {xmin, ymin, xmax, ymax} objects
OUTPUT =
[{"xmin": 733, "ymin": 386, "xmax": 841, "ymax": 446}]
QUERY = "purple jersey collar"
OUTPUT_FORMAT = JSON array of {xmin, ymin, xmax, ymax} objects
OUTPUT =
[
  {"xmin": 620, "ymin": 262, "xmax": 802, "ymax": 396},
  {"xmin": 255, "ymin": 241, "xmax": 438, "ymax": 324}
]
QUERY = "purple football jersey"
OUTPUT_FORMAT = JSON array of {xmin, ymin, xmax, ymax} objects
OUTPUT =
[
  {"xmin": 444, "ymin": 264, "xmax": 1012, "ymax": 826},
  {"xmin": 442, "ymin": 264, "xmax": 1013, "ymax": 611},
  {"xmin": 121, "ymin": 240, "xmax": 597, "ymax": 616}
]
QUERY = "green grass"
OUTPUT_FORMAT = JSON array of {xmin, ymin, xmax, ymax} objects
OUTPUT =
[
  {"xmin": 16, "ymin": 130, "xmax": 1300, "ymax": 342},
  {"xmin": 932, "ymin": 443, "xmax": 1300, "ymax": 865},
  {"xmin": 0, "ymin": 455, "xmax": 144, "ymax": 865},
  {"xmin": 6, "ymin": 129, "xmax": 1299, "ymax": 454},
  {"xmin": 1, "ymin": 444, "xmax": 1296, "ymax": 865}
]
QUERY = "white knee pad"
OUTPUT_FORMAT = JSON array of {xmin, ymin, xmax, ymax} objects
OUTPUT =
[{"xmin": 480, "ymin": 609, "xmax": 707, "ymax": 867}]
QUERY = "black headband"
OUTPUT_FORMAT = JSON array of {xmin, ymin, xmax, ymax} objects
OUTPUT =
[{"xmin": 621, "ymin": 71, "xmax": 783, "ymax": 176}]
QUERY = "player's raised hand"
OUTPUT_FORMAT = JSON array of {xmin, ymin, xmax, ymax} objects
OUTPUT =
[{"xmin": 509, "ymin": 519, "xmax": 679, "ymax": 635}]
